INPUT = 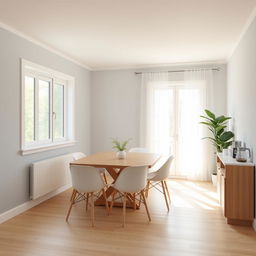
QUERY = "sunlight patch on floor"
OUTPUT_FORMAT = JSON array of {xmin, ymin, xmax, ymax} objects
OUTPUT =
[{"xmin": 168, "ymin": 180, "xmax": 220, "ymax": 210}]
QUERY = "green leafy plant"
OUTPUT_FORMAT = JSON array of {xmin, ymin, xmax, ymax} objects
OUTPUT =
[
  {"xmin": 200, "ymin": 109, "xmax": 234, "ymax": 153},
  {"xmin": 112, "ymin": 138, "xmax": 131, "ymax": 151}
]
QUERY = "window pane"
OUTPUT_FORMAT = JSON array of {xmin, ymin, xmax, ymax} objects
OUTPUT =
[
  {"xmin": 53, "ymin": 84, "xmax": 64, "ymax": 138},
  {"xmin": 177, "ymin": 88, "xmax": 202, "ymax": 176},
  {"xmin": 24, "ymin": 76, "xmax": 35, "ymax": 142},
  {"xmin": 153, "ymin": 88, "xmax": 174, "ymax": 155},
  {"xmin": 38, "ymin": 80, "xmax": 50, "ymax": 141}
]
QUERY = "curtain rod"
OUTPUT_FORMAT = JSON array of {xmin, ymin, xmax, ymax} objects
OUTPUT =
[{"xmin": 134, "ymin": 67, "xmax": 220, "ymax": 75}]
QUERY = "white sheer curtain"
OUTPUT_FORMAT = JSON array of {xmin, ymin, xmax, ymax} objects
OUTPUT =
[
  {"xmin": 182, "ymin": 70, "xmax": 215, "ymax": 180},
  {"xmin": 140, "ymin": 72, "xmax": 169, "ymax": 151},
  {"xmin": 140, "ymin": 69, "xmax": 215, "ymax": 181}
]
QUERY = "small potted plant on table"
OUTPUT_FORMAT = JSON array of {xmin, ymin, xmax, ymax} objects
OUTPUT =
[{"xmin": 112, "ymin": 138, "xmax": 131, "ymax": 159}]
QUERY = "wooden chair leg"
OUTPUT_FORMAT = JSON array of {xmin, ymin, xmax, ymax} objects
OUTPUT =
[
  {"xmin": 145, "ymin": 180, "xmax": 150, "ymax": 198},
  {"xmin": 110, "ymin": 189, "xmax": 117, "ymax": 213},
  {"xmin": 140, "ymin": 190, "xmax": 151, "ymax": 222},
  {"xmin": 90, "ymin": 192, "xmax": 95, "ymax": 227},
  {"xmin": 133, "ymin": 193, "xmax": 136, "ymax": 210},
  {"xmin": 161, "ymin": 181, "xmax": 169, "ymax": 211},
  {"xmin": 164, "ymin": 180, "xmax": 171, "ymax": 204},
  {"xmin": 122, "ymin": 192, "xmax": 126, "ymax": 227},
  {"xmin": 86, "ymin": 193, "xmax": 89, "ymax": 211},
  {"xmin": 66, "ymin": 191, "xmax": 76, "ymax": 222},
  {"xmin": 138, "ymin": 193, "xmax": 142, "ymax": 208},
  {"xmin": 70, "ymin": 189, "xmax": 76, "ymax": 202},
  {"xmin": 103, "ymin": 172, "xmax": 108, "ymax": 184},
  {"xmin": 102, "ymin": 188, "xmax": 109, "ymax": 215}
]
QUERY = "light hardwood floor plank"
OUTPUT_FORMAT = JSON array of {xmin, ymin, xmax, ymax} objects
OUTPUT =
[{"xmin": 0, "ymin": 180, "xmax": 256, "ymax": 256}]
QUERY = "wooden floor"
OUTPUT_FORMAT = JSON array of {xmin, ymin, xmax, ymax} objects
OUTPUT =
[{"xmin": 0, "ymin": 180, "xmax": 256, "ymax": 256}]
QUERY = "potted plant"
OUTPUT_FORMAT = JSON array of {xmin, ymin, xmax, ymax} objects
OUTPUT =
[
  {"xmin": 200, "ymin": 109, "xmax": 234, "ymax": 186},
  {"xmin": 112, "ymin": 138, "xmax": 131, "ymax": 159}
]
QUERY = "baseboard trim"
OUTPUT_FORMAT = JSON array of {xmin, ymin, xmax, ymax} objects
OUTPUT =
[
  {"xmin": 0, "ymin": 184, "xmax": 71, "ymax": 224},
  {"xmin": 253, "ymin": 219, "xmax": 256, "ymax": 232}
]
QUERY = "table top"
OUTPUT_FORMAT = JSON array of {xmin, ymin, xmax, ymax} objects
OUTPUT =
[{"xmin": 70, "ymin": 151, "xmax": 160, "ymax": 168}]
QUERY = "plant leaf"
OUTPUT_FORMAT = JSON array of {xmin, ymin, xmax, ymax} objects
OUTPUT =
[
  {"xmin": 200, "ymin": 115, "xmax": 214, "ymax": 122},
  {"xmin": 217, "ymin": 128, "xmax": 224, "ymax": 136},
  {"xmin": 219, "ymin": 131, "xmax": 234, "ymax": 142},
  {"xmin": 111, "ymin": 138, "xmax": 131, "ymax": 151},
  {"xmin": 215, "ymin": 115, "xmax": 225, "ymax": 122},
  {"xmin": 208, "ymin": 127, "xmax": 215, "ymax": 133},
  {"xmin": 200, "ymin": 121, "xmax": 215, "ymax": 126},
  {"xmin": 121, "ymin": 140, "xmax": 128, "ymax": 151},
  {"xmin": 200, "ymin": 115, "xmax": 217, "ymax": 125},
  {"xmin": 205, "ymin": 109, "xmax": 215, "ymax": 119},
  {"xmin": 111, "ymin": 138, "xmax": 122, "ymax": 151},
  {"xmin": 215, "ymin": 126, "xmax": 226, "ymax": 132},
  {"xmin": 222, "ymin": 141, "xmax": 233, "ymax": 149},
  {"xmin": 216, "ymin": 116, "xmax": 231, "ymax": 124}
]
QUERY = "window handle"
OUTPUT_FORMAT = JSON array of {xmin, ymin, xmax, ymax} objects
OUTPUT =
[{"xmin": 52, "ymin": 112, "xmax": 56, "ymax": 119}]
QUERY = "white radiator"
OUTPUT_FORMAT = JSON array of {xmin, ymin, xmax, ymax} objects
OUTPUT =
[{"xmin": 30, "ymin": 153, "xmax": 74, "ymax": 199}]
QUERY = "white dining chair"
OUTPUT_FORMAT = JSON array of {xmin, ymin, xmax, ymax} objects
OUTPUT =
[
  {"xmin": 66, "ymin": 165, "xmax": 109, "ymax": 227},
  {"xmin": 72, "ymin": 152, "xmax": 86, "ymax": 160},
  {"xmin": 146, "ymin": 155, "xmax": 174, "ymax": 211},
  {"xmin": 110, "ymin": 165, "xmax": 150, "ymax": 227},
  {"xmin": 72, "ymin": 152, "xmax": 108, "ymax": 183},
  {"xmin": 129, "ymin": 147, "xmax": 149, "ymax": 153}
]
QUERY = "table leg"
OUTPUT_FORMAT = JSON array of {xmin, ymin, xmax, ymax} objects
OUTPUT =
[
  {"xmin": 95, "ymin": 166, "xmax": 119, "ymax": 206},
  {"xmin": 94, "ymin": 166, "xmax": 140, "ymax": 209}
]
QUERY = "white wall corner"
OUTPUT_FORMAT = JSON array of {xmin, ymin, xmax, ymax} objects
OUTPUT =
[
  {"xmin": 93, "ymin": 59, "xmax": 227, "ymax": 71},
  {"xmin": 0, "ymin": 22, "xmax": 92, "ymax": 71},
  {"xmin": 227, "ymin": 7, "xmax": 256, "ymax": 61},
  {"xmin": 0, "ymin": 184, "xmax": 71, "ymax": 224}
]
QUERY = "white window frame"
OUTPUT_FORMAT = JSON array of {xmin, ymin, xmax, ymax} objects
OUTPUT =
[
  {"xmin": 21, "ymin": 59, "xmax": 75, "ymax": 155},
  {"xmin": 53, "ymin": 78, "xmax": 67, "ymax": 143}
]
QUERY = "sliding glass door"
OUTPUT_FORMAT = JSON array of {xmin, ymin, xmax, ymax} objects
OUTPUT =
[{"xmin": 151, "ymin": 82, "xmax": 206, "ymax": 178}]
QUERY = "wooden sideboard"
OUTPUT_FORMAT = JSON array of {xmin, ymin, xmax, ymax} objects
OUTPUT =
[{"xmin": 216, "ymin": 153, "xmax": 255, "ymax": 226}]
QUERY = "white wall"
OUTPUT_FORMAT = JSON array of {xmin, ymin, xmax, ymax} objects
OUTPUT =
[
  {"xmin": 228, "ymin": 17, "xmax": 256, "ymax": 157},
  {"xmin": 91, "ymin": 64, "xmax": 227, "ymax": 153},
  {"xmin": 227, "ymin": 16, "xmax": 256, "ymax": 214},
  {"xmin": 91, "ymin": 70, "xmax": 140, "ymax": 152},
  {"xmin": 0, "ymin": 27, "xmax": 91, "ymax": 214}
]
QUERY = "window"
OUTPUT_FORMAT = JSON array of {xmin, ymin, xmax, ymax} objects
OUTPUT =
[{"xmin": 21, "ymin": 59, "xmax": 75, "ymax": 155}]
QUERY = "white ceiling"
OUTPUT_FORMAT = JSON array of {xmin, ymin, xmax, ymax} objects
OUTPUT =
[{"xmin": 0, "ymin": 0, "xmax": 256, "ymax": 70}]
